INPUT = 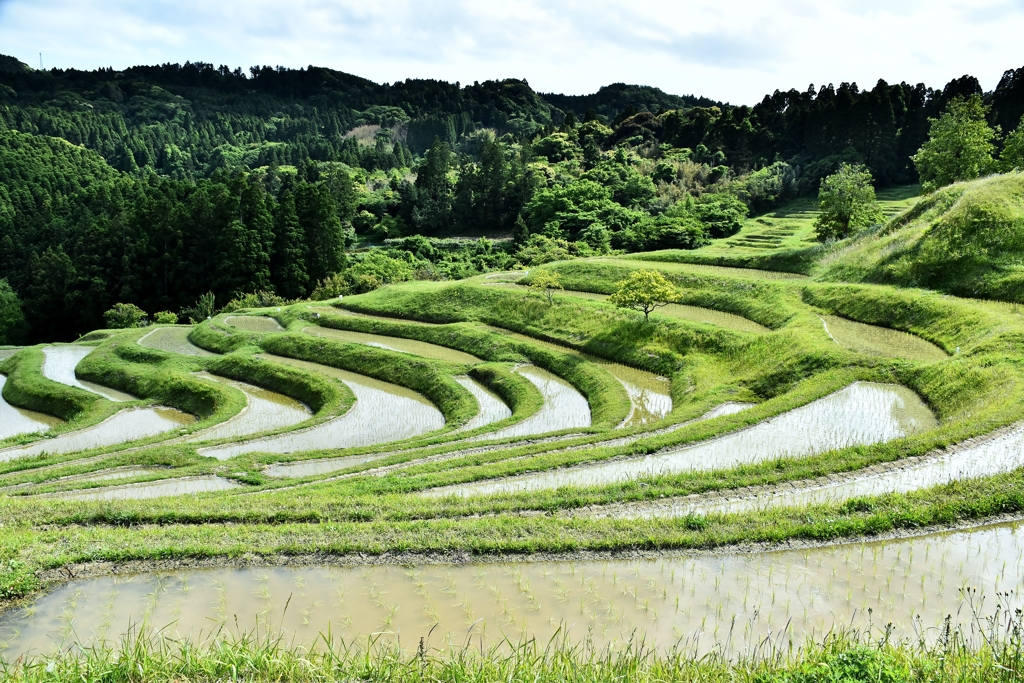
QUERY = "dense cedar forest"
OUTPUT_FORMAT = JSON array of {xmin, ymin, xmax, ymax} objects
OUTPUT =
[{"xmin": 1, "ymin": 53, "xmax": 1024, "ymax": 343}]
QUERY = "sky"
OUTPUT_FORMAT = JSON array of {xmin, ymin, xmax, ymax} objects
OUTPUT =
[{"xmin": 1, "ymin": 0, "xmax": 1023, "ymax": 104}]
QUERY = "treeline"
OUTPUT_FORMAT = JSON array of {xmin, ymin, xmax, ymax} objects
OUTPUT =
[{"xmin": 3, "ymin": 55, "xmax": 1024, "ymax": 344}]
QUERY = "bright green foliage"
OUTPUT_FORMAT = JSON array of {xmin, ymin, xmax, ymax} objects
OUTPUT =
[
  {"xmin": 814, "ymin": 164, "xmax": 884, "ymax": 240},
  {"xmin": 152, "ymin": 311, "xmax": 178, "ymax": 324},
  {"xmin": 310, "ymin": 273, "xmax": 350, "ymax": 300},
  {"xmin": 913, "ymin": 95, "xmax": 999, "ymax": 192},
  {"xmin": 102, "ymin": 303, "xmax": 148, "ymax": 329},
  {"xmin": 0, "ymin": 278, "xmax": 26, "ymax": 344},
  {"xmin": 181, "ymin": 292, "xmax": 217, "ymax": 323},
  {"xmin": 1001, "ymin": 116, "xmax": 1024, "ymax": 172},
  {"xmin": 516, "ymin": 235, "xmax": 573, "ymax": 265},
  {"xmin": 609, "ymin": 269, "xmax": 679, "ymax": 321},
  {"xmin": 530, "ymin": 270, "xmax": 563, "ymax": 304},
  {"xmin": 691, "ymin": 192, "xmax": 748, "ymax": 237},
  {"xmin": 220, "ymin": 291, "xmax": 288, "ymax": 313}
]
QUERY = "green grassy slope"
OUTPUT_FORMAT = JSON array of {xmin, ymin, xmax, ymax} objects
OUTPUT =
[{"xmin": 817, "ymin": 173, "xmax": 1024, "ymax": 301}]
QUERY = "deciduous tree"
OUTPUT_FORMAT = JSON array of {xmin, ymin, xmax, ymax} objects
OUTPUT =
[
  {"xmin": 609, "ymin": 269, "xmax": 678, "ymax": 321},
  {"xmin": 814, "ymin": 164, "xmax": 884, "ymax": 240}
]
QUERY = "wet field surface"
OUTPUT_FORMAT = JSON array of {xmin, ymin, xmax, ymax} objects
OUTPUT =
[
  {"xmin": 820, "ymin": 315, "xmax": 948, "ymax": 362},
  {"xmin": 199, "ymin": 355, "xmax": 445, "ymax": 460},
  {"xmin": 138, "ymin": 327, "xmax": 215, "ymax": 357},
  {"xmin": 442, "ymin": 382, "xmax": 936, "ymax": 497},
  {"xmin": 42, "ymin": 346, "xmax": 136, "ymax": 402},
  {"xmin": 4, "ymin": 519, "xmax": 1022, "ymax": 659}
]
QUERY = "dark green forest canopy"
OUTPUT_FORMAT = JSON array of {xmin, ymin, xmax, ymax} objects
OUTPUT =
[{"xmin": 2, "ymin": 55, "xmax": 1024, "ymax": 344}]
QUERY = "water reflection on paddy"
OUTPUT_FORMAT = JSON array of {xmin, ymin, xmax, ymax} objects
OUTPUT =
[
  {"xmin": 59, "ymin": 475, "xmax": 241, "ymax": 501},
  {"xmin": 630, "ymin": 420, "xmax": 1024, "ymax": 519},
  {"xmin": 3, "ymin": 520, "xmax": 1022, "ymax": 658},
  {"xmin": 454, "ymin": 376, "xmax": 512, "ymax": 432},
  {"xmin": 138, "ymin": 327, "xmax": 215, "ymax": 356},
  {"xmin": 185, "ymin": 374, "xmax": 312, "ymax": 444},
  {"xmin": 467, "ymin": 366, "xmax": 591, "ymax": 442},
  {"xmin": 446, "ymin": 382, "xmax": 936, "ymax": 496},
  {"xmin": 0, "ymin": 375, "xmax": 62, "ymax": 440},
  {"xmin": 303, "ymin": 326, "xmax": 480, "ymax": 364},
  {"xmin": 199, "ymin": 355, "xmax": 444, "ymax": 460},
  {"xmin": 0, "ymin": 407, "xmax": 195, "ymax": 462},
  {"xmin": 42, "ymin": 346, "xmax": 136, "ymax": 402}
]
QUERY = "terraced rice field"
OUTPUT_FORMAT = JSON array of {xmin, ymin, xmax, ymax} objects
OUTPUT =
[{"xmin": 4, "ymin": 238, "xmax": 1024, "ymax": 664}]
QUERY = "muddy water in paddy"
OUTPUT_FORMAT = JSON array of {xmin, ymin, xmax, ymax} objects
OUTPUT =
[
  {"xmin": 42, "ymin": 346, "xmax": 136, "ymax": 402},
  {"xmin": 820, "ymin": 315, "xmax": 948, "ymax": 362},
  {"xmin": 0, "ymin": 375, "xmax": 62, "ymax": 440},
  {"xmin": 0, "ymin": 408, "xmax": 195, "ymax": 463},
  {"xmin": 185, "ymin": 374, "xmax": 312, "ymax": 445},
  {"xmin": 454, "ymin": 377, "xmax": 511, "ymax": 432},
  {"xmin": 138, "ymin": 327, "xmax": 215, "ymax": 356},
  {"xmin": 4, "ymin": 519, "xmax": 1023, "ymax": 659},
  {"xmin": 58, "ymin": 475, "xmax": 241, "ymax": 501},
  {"xmin": 200, "ymin": 355, "xmax": 444, "ymax": 460},
  {"xmin": 303, "ymin": 326, "xmax": 480, "ymax": 363},
  {"xmin": 467, "ymin": 365, "xmax": 591, "ymax": 442},
  {"xmin": 224, "ymin": 316, "xmax": 284, "ymax": 333},
  {"xmin": 446, "ymin": 382, "xmax": 936, "ymax": 497}
]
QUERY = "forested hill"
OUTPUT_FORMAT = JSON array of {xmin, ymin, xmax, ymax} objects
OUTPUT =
[{"xmin": 1, "ymin": 54, "xmax": 1024, "ymax": 345}]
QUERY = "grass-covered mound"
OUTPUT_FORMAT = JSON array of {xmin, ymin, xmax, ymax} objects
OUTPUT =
[{"xmin": 817, "ymin": 173, "xmax": 1024, "ymax": 300}]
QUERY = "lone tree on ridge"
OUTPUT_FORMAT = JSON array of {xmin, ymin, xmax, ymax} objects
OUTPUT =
[
  {"xmin": 814, "ymin": 164, "xmax": 883, "ymax": 241},
  {"xmin": 530, "ymin": 270, "xmax": 563, "ymax": 305},
  {"xmin": 609, "ymin": 269, "xmax": 678, "ymax": 322}
]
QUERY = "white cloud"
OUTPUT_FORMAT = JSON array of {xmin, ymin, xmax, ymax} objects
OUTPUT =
[{"xmin": 0, "ymin": 0, "xmax": 1022, "ymax": 103}]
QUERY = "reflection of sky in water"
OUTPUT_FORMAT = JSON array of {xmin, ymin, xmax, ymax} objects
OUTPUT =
[
  {"xmin": 467, "ymin": 366, "xmax": 591, "ymax": 442},
  {"xmin": 0, "ymin": 375, "xmax": 61, "ymax": 440},
  {"xmin": 42, "ymin": 346, "xmax": 135, "ymax": 402},
  {"xmin": 200, "ymin": 355, "xmax": 444, "ymax": 459},
  {"xmin": 3, "ymin": 520, "xmax": 1021, "ymax": 660},
  {"xmin": 0, "ymin": 407, "xmax": 194, "ymax": 462},
  {"xmin": 185, "ymin": 374, "xmax": 311, "ymax": 444},
  {"xmin": 447, "ymin": 382, "xmax": 936, "ymax": 496}
]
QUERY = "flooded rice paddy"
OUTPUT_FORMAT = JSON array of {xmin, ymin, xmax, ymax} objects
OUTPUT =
[
  {"xmin": 626, "ymin": 421, "xmax": 1024, "ymax": 519},
  {"xmin": 467, "ymin": 366, "xmax": 591, "ymax": 442},
  {"xmin": 454, "ymin": 377, "xmax": 512, "ymax": 432},
  {"xmin": 138, "ymin": 327, "xmax": 215, "ymax": 356},
  {"xmin": 186, "ymin": 374, "xmax": 312, "ymax": 445},
  {"xmin": 3, "ymin": 519, "xmax": 1023, "ymax": 658},
  {"xmin": 42, "ymin": 346, "xmax": 136, "ymax": 402},
  {"xmin": 484, "ymin": 327, "xmax": 672, "ymax": 427},
  {"xmin": 820, "ymin": 315, "xmax": 948, "ymax": 362},
  {"xmin": 59, "ymin": 475, "xmax": 241, "ymax": 501},
  {"xmin": 224, "ymin": 316, "xmax": 284, "ymax": 333},
  {"xmin": 0, "ymin": 407, "xmax": 195, "ymax": 462},
  {"xmin": 444, "ymin": 382, "xmax": 936, "ymax": 496},
  {"xmin": 0, "ymin": 375, "xmax": 62, "ymax": 440},
  {"xmin": 199, "ymin": 355, "xmax": 444, "ymax": 460},
  {"xmin": 303, "ymin": 326, "xmax": 481, "ymax": 364}
]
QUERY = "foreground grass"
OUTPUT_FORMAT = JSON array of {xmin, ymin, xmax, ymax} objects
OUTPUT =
[{"xmin": 3, "ymin": 622, "xmax": 1024, "ymax": 682}]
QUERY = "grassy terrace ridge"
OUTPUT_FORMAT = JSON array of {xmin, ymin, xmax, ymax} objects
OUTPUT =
[{"xmin": 6, "ymin": 176, "xmax": 1024, "ymax": 678}]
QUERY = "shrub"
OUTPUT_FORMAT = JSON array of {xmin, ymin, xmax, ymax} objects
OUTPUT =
[
  {"xmin": 153, "ymin": 310, "xmax": 178, "ymax": 324},
  {"xmin": 181, "ymin": 292, "xmax": 216, "ymax": 323},
  {"xmin": 221, "ymin": 290, "xmax": 288, "ymax": 313},
  {"xmin": 311, "ymin": 272, "xmax": 351, "ymax": 300},
  {"xmin": 103, "ymin": 302, "xmax": 148, "ymax": 329}
]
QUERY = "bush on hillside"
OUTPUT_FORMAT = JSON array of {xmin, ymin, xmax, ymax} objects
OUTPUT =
[{"xmin": 103, "ymin": 303, "xmax": 148, "ymax": 329}]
